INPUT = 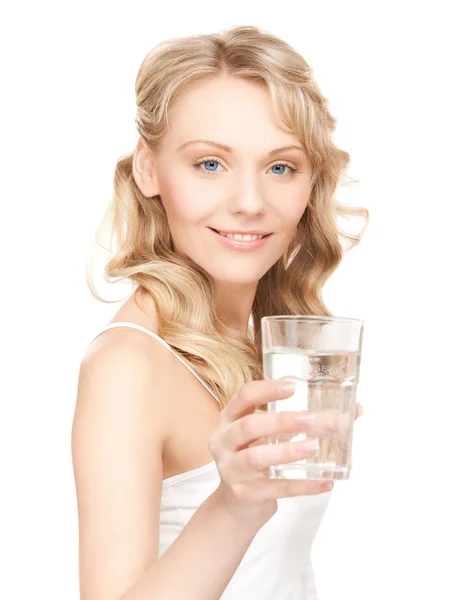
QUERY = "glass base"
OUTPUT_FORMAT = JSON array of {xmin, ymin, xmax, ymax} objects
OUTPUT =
[{"xmin": 269, "ymin": 460, "xmax": 351, "ymax": 481}]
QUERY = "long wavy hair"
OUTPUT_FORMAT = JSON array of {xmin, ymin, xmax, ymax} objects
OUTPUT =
[{"xmin": 86, "ymin": 25, "xmax": 369, "ymax": 409}]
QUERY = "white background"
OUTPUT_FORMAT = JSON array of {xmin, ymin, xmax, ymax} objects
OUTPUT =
[{"xmin": 1, "ymin": 1, "xmax": 459, "ymax": 598}]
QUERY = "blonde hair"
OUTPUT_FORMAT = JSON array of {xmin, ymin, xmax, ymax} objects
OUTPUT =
[{"xmin": 87, "ymin": 25, "xmax": 369, "ymax": 409}]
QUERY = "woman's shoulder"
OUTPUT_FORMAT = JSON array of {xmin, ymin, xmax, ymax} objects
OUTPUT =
[
  {"xmin": 85, "ymin": 289, "xmax": 163, "ymax": 359},
  {"xmin": 81, "ymin": 290, "xmax": 179, "ymax": 418},
  {"xmin": 78, "ymin": 290, "xmax": 174, "ymax": 435}
]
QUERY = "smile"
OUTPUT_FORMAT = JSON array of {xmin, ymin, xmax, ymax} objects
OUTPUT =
[{"xmin": 208, "ymin": 227, "xmax": 273, "ymax": 251}]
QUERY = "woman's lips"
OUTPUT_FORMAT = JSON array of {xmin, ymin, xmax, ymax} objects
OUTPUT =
[{"xmin": 208, "ymin": 227, "xmax": 273, "ymax": 251}]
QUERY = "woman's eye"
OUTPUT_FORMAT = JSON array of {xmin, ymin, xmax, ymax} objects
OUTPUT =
[
  {"xmin": 193, "ymin": 159, "xmax": 222, "ymax": 174},
  {"xmin": 195, "ymin": 159, "xmax": 219, "ymax": 172},
  {"xmin": 192, "ymin": 158, "xmax": 298, "ymax": 176},
  {"xmin": 270, "ymin": 163, "xmax": 298, "ymax": 175}
]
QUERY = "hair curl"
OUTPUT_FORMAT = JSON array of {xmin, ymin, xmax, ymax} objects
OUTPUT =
[{"xmin": 86, "ymin": 25, "xmax": 369, "ymax": 409}]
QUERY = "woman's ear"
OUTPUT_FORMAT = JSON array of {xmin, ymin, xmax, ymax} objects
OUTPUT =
[{"xmin": 132, "ymin": 138, "xmax": 160, "ymax": 197}]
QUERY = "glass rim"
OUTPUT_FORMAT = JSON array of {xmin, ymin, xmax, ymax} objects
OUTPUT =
[{"xmin": 261, "ymin": 315, "xmax": 363, "ymax": 325}]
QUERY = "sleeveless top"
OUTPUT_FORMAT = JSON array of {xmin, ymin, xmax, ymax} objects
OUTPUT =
[{"xmin": 89, "ymin": 321, "xmax": 332, "ymax": 599}]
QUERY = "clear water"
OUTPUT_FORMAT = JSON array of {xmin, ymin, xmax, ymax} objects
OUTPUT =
[{"xmin": 263, "ymin": 348, "xmax": 361, "ymax": 481}]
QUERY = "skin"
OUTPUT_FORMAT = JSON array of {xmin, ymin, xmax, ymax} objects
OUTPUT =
[{"xmin": 133, "ymin": 75, "xmax": 313, "ymax": 333}]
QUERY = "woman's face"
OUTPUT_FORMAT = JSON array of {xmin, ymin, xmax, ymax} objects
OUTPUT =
[{"xmin": 145, "ymin": 76, "xmax": 312, "ymax": 285}]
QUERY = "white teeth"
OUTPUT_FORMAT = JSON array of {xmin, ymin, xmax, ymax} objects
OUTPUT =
[{"xmin": 218, "ymin": 231, "xmax": 264, "ymax": 241}]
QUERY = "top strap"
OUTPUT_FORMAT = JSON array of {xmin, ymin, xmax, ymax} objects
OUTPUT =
[{"xmin": 89, "ymin": 322, "xmax": 221, "ymax": 406}]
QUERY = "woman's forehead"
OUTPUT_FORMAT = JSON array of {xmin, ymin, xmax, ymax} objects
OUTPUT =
[{"xmin": 163, "ymin": 82, "xmax": 299, "ymax": 152}]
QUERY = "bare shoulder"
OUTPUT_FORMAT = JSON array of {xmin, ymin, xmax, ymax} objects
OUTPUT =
[
  {"xmin": 80, "ymin": 289, "xmax": 173, "ymax": 417},
  {"xmin": 78, "ymin": 325, "xmax": 173, "ymax": 430},
  {"xmin": 78, "ymin": 288, "xmax": 180, "ymax": 444},
  {"xmin": 84, "ymin": 288, "xmax": 162, "ymax": 360},
  {"xmin": 71, "ymin": 290, "xmax": 175, "ymax": 600}
]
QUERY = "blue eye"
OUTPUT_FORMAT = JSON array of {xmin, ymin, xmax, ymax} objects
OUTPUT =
[
  {"xmin": 191, "ymin": 158, "xmax": 222, "ymax": 174},
  {"xmin": 192, "ymin": 158, "xmax": 298, "ymax": 176},
  {"xmin": 271, "ymin": 164, "xmax": 288, "ymax": 175},
  {"xmin": 270, "ymin": 162, "xmax": 298, "ymax": 175},
  {"xmin": 202, "ymin": 160, "xmax": 219, "ymax": 172}
]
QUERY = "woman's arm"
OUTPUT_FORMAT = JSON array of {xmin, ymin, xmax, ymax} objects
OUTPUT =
[
  {"xmin": 120, "ymin": 485, "xmax": 262, "ymax": 600},
  {"xmin": 72, "ymin": 332, "xmax": 267, "ymax": 600}
]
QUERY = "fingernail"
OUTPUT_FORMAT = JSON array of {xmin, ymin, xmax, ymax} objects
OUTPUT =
[
  {"xmin": 278, "ymin": 382, "xmax": 297, "ymax": 395},
  {"xmin": 294, "ymin": 413, "xmax": 316, "ymax": 426},
  {"xmin": 296, "ymin": 438, "xmax": 319, "ymax": 453}
]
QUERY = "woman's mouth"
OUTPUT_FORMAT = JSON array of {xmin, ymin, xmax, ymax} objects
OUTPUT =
[
  {"xmin": 208, "ymin": 227, "xmax": 273, "ymax": 251},
  {"xmin": 210, "ymin": 228, "xmax": 270, "ymax": 241}
]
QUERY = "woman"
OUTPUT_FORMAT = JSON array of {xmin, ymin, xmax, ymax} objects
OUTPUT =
[{"xmin": 72, "ymin": 25, "xmax": 368, "ymax": 600}]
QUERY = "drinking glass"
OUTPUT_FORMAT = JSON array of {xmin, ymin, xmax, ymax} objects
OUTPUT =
[{"xmin": 261, "ymin": 315, "xmax": 364, "ymax": 481}]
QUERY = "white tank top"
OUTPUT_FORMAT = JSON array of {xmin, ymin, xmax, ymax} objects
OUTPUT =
[{"xmin": 90, "ymin": 321, "xmax": 332, "ymax": 599}]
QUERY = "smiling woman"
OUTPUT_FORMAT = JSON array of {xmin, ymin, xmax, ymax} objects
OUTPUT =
[
  {"xmin": 74, "ymin": 23, "xmax": 369, "ymax": 600},
  {"xmin": 119, "ymin": 73, "xmax": 328, "ymax": 336}
]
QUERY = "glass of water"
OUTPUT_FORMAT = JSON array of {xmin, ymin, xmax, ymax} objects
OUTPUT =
[{"xmin": 261, "ymin": 315, "xmax": 364, "ymax": 481}]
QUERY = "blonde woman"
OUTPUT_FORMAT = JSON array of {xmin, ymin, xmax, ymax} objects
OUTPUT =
[{"xmin": 72, "ymin": 25, "xmax": 368, "ymax": 600}]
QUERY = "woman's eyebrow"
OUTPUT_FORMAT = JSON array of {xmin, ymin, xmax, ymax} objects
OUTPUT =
[{"xmin": 177, "ymin": 139, "xmax": 305, "ymax": 156}]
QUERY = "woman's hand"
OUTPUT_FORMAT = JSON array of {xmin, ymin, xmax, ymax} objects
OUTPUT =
[{"xmin": 209, "ymin": 379, "xmax": 363, "ymax": 528}]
